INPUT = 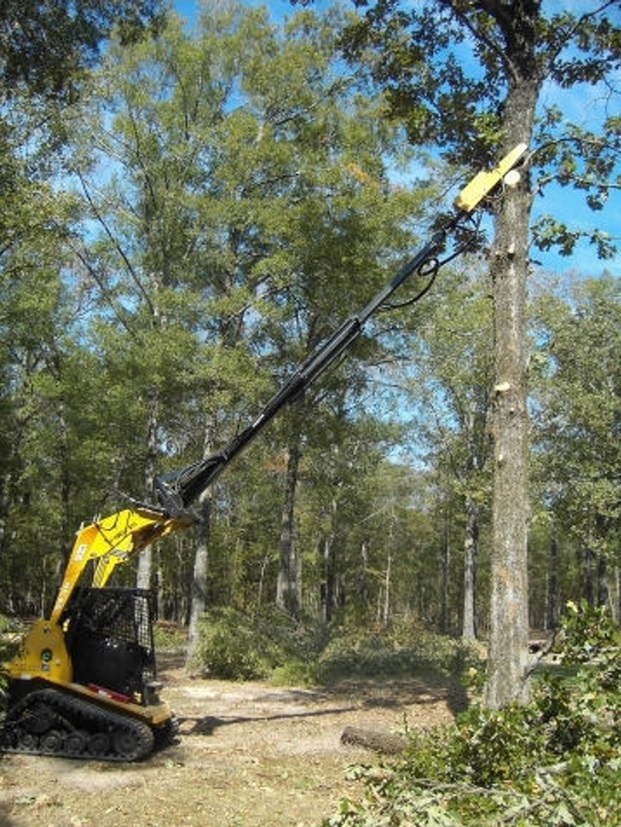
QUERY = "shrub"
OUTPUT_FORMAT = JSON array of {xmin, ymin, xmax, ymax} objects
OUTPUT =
[
  {"xmin": 0, "ymin": 614, "xmax": 12, "ymax": 716},
  {"xmin": 193, "ymin": 607, "xmax": 273, "ymax": 680},
  {"xmin": 153, "ymin": 621, "xmax": 187, "ymax": 652},
  {"xmin": 193, "ymin": 606, "xmax": 327, "ymax": 682},
  {"xmin": 324, "ymin": 601, "xmax": 621, "ymax": 827},
  {"xmin": 192, "ymin": 607, "xmax": 475, "ymax": 687},
  {"xmin": 317, "ymin": 622, "xmax": 478, "ymax": 683}
]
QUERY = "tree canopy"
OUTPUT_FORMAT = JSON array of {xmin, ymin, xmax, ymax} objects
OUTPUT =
[{"xmin": 0, "ymin": 0, "xmax": 166, "ymax": 101}]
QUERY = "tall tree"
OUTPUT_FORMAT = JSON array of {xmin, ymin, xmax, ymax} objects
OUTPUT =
[
  {"xmin": 532, "ymin": 273, "xmax": 621, "ymax": 618},
  {"xmin": 0, "ymin": 0, "xmax": 168, "ymax": 611},
  {"xmin": 67, "ymin": 2, "xmax": 425, "ymax": 641},
  {"xmin": 332, "ymin": 0, "xmax": 621, "ymax": 707},
  {"xmin": 0, "ymin": 0, "xmax": 165, "ymax": 102}
]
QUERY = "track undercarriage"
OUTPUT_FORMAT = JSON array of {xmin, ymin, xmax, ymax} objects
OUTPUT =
[
  {"xmin": 1, "ymin": 588, "xmax": 176, "ymax": 762},
  {"xmin": 0, "ymin": 685, "xmax": 167, "ymax": 761}
]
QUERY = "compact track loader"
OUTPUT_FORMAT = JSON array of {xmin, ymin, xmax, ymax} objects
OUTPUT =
[{"xmin": 0, "ymin": 144, "xmax": 527, "ymax": 761}]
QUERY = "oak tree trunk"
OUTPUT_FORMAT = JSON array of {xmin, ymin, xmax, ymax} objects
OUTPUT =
[{"xmin": 485, "ymin": 72, "xmax": 538, "ymax": 706}]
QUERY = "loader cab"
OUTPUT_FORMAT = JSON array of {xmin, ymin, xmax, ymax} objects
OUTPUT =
[{"xmin": 62, "ymin": 587, "xmax": 159, "ymax": 704}]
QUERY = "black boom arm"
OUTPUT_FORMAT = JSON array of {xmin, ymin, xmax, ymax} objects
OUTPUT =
[{"xmin": 154, "ymin": 144, "xmax": 528, "ymax": 519}]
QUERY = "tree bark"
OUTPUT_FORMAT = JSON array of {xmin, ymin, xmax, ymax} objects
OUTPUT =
[
  {"xmin": 276, "ymin": 438, "xmax": 301, "ymax": 618},
  {"xmin": 136, "ymin": 390, "xmax": 159, "ymax": 590},
  {"xmin": 341, "ymin": 726, "xmax": 407, "ymax": 755},
  {"xmin": 485, "ymin": 33, "xmax": 540, "ymax": 705},
  {"xmin": 185, "ymin": 424, "xmax": 217, "ymax": 670},
  {"xmin": 185, "ymin": 490, "xmax": 210, "ymax": 670}
]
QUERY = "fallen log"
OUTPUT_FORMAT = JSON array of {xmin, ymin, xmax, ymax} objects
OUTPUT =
[{"xmin": 341, "ymin": 726, "xmax": 407, "ymax": 754}]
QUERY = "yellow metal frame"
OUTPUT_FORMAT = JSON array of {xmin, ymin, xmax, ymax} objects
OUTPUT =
[
  {"xmin": 7, "ymin": 618, "xmax": 72, "ymax": 683},
  {"xmin": 6, "ymin": 616, "xmax": 172, "ymax": 724},
  {"xmin": 453, "ymin": 143, "xmax": 528, "ymax": 214},
  {"xmin": 50, "ymin": 507, "xmax": 188, "ymax": 624}
]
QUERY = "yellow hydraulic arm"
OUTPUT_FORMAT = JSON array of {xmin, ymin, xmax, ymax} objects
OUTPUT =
[
  {"xmin": 454, "ymin": 143, "xmax": 527, "ymax": 213},
  {"xmin": 49, "ymin": 507, "xmax": 188, "ymax": 625}
]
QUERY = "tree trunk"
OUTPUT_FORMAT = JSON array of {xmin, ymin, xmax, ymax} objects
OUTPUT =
[
  {"xmin": 440, "ymin": 504, "xmax": 450, "ymax": 634},
  {"xmin": 579, "ymin": 544, "xmax": 595, "ymax": 604},
  {"xmin": 341, "ymin": 726, "xmax": 407, "ymax": 755},
  {"xmin": 485, "ymin": 70, "xmax": 539, "ymax": 708},
  {"xmin": 597, "ymin": 555, "xmax": 609, "ymax": 609},
  {"xmin": 185, "ymin": 425, "xmax": 217, "ymax": 669},
  {"xmin": 321, "ymin": 536, "xmax": 333, "ymax": 624},
  {"xmin": 136, "ymin": 391, "xmax": 159, "ymax": 590},
  {"xmin": 185, "ymin": 490, "xmax": 210, "ymax": 670},
  {"xmin": 545, "ymin": 530, "xmax": 559, "ymax": 632},
  {"xmin": 462, "ymin": 497, "xmax": 479, "ymax": 642},
  {"xmin": 379, "ymin": 513, "xmax": 395, "ymax": 625},
  {"xmin": 276, "ymin": 439, "xmax": 301, "ymax": 618}
]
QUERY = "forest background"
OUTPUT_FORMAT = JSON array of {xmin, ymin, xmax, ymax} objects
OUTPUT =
[{"xmin": 1, "ymin": 0, "xmax": 620, "ymax": 697}]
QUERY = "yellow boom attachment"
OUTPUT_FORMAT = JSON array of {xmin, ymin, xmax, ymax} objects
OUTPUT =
[
  {"xmin": 453, "ymin": 143, "xmax": 528, "ymax": 214},
  {"xmin": 49, "ymin": 508, "xmax": 189, "ymax": 625}
]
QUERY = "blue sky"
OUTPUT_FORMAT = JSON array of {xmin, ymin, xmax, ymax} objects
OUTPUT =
[{"xmin": 172, "ymin": 0, "xmax": 620, "ymax": 278}]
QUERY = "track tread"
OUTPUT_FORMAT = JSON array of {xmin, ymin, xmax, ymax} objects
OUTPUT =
[{"xmin": 0, "ymin": 688, "xmax": 155, "ymax": 762}]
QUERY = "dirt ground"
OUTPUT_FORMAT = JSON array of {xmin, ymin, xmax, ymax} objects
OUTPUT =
[{"xmin": 0, "ymin": 655, "xmax": 466, "ymax": 827}]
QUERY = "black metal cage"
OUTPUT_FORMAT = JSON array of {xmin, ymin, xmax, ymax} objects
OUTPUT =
[{"xmin": 62, "ymin": 588, "xmax": 157, "ymax": 701}]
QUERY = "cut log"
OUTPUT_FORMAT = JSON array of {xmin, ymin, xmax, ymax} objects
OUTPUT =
[{"xmin": 340, "ymin": 726, "xmax": 407, "ymax": 754}]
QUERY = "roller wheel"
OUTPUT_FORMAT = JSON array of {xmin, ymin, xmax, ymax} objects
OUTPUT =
[
  {"xmin": 65, "ymin": 730, "xmax": 87, "ymax": 756},
  {"xmin": 40, "ymin": 730, "xmax": 64, "ymax": 753},
  {"xmin": 113, "ymin": 722, "xmax": 154, "ymax": 762},
  {"xmin": 17, "ymin": 732, "xmax": 38, "ymax": 751},
  {"xmin": 88, "ymin": 732, "xmax": 111, "ymax": 757}
]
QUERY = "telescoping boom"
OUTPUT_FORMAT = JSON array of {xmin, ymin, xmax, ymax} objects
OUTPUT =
[
  {"xmin": 1, "ymin": 143, "xmax": 527, "ymax": 762},
  {"xmin": 55, "ymin": 142, "xmax": 528, "ymax": 608}
]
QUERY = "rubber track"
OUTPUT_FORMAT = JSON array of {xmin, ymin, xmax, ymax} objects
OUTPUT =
[{"xmin": 0, "ymin": 688, "xmax": 155, "ymax": 762}]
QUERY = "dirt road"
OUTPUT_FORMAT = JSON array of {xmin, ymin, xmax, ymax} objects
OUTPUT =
[{"xmin": 0, "ymin": 658, "xmax": 463, "ymax": 827}]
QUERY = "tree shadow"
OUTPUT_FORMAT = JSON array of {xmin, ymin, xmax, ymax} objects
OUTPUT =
[
  {"xmin": 177, "ymin": 669, "xmax": 469, "ymax": 738},
  {"xmin": 181, "ymin": 702, "xmax": 358, "ymax": 736},
  {"xmin": 0, "ymin": 800, "xmax": 16, "ymax": 826}
]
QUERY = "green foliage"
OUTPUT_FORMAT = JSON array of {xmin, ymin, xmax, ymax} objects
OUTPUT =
[
  {"xmin": 317, "ymin": 621, "xmax": 478, "ymax": 684},
  {"xmin": 0, "ymin": 0, "xmax": 166, "ymax": 101},
  {"xmin": 153, "ymin": 622, "xmax": 188, "ymax": 653},
  {"xmin": 193, "ymin": 606, "xmax": 327, "ymax": 682},
  {"xmin": 531, "ymin": 274, "xmax": 621, "ymax": 561},
  {"xmin": 193, "ymin": 607, "xmax": 269, "ymax": 681},
  {"xmin": 0, "ymin": 614, "xmax": 13, "ymax": 713},
  {"xmin": 192, "ymin": 610, "xmax": 474, "ymax": 686},
  {"xmin": 339, "ymin": 2, "xmax": 621, "ymax": 260},
  {"xmin": 325, "ymin": 601, "xmax": 621, "ymax": 827}
]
